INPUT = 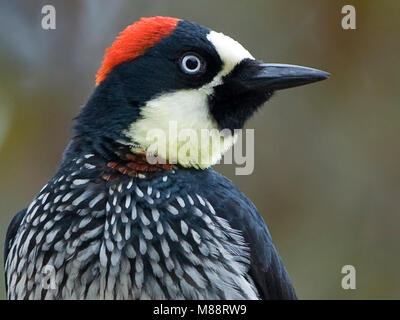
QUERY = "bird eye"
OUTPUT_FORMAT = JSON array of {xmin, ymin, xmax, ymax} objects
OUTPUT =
[{"xmin": 180, "ymin": 53, "xmax": 203, "ymax": 75}]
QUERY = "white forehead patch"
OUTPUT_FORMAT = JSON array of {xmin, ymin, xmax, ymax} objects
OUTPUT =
[{"xmin": 207, "ymin": 30, "xmax": 254, "ymax": 77}]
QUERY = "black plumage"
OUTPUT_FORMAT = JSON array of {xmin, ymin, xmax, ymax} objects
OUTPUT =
[
  {"xmin": 4, "ymin": 16, "xmax": 328, "ymax": 299},
  {"xmin": 4, "ymin": 145, "xmax": 295, "ymax": 299}
]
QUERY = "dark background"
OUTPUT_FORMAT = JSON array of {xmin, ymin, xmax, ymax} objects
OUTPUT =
[{"xmin": 0, "ymin": 0, "xmax": 399, "ymax": 299}]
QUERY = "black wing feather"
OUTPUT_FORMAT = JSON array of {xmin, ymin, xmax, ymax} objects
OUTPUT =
[
  {"xmin": 196, "ymin": 169, "xmax": 297, "ymax": 300},
  {"xmin": 4, "ymin": 208, "xmax": 27, "ymax": 293}
]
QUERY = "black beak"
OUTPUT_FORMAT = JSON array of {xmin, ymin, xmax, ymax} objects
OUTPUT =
[
  {"xmin": 231, "ymin": 59, "xmax": 330, "ymax": 92},
  {"xmin": 210, "ymin": 60, "xmax": 329, "ymax": 131}
]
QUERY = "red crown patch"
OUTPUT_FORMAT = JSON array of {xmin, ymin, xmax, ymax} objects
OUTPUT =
[{"xmin": 96, "ymin": 16, "xmax": 180, "ymax": 85}]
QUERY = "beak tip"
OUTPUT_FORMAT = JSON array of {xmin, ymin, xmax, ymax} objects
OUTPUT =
[
  {"xmin": 318, "ymin": 70, "xmax": 330, "ymax": 80},
  {"xmin": 237, "ymin": 61, "xmax": 331, "ymax": 92}
]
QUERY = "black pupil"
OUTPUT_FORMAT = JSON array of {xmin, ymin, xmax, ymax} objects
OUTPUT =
[{"xmin": 186, "ymin": 57, "xmax": 199, "ymax": 70}]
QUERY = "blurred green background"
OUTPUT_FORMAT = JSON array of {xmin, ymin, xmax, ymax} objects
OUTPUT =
[{"xmin": 1, "ymin": 0, "xmax": 399, "ymax": 299}]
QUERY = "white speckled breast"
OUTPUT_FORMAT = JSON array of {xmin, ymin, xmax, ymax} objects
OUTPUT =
[{"xmin": 5, "ymin": 154, "xmax": 259, "ymax": 300}]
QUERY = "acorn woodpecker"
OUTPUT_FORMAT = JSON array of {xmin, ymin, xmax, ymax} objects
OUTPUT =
[{"xmin": 4, "ymin": 16, "xmax": 329, "ymax": 300}]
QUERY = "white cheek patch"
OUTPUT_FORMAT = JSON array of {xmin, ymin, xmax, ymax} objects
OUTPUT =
[
  {"xmin": 125, "ymin": 31, "xmax": 252, "ymax": 169},
  {"xmin": 125, "ymin": 89, "xmax": 236, "ymax": 169}
]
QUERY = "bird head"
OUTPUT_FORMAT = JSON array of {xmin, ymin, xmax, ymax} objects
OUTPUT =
[{"xmin": 75, "ymin": 16, "xmax": 329, "ymax": 168}]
